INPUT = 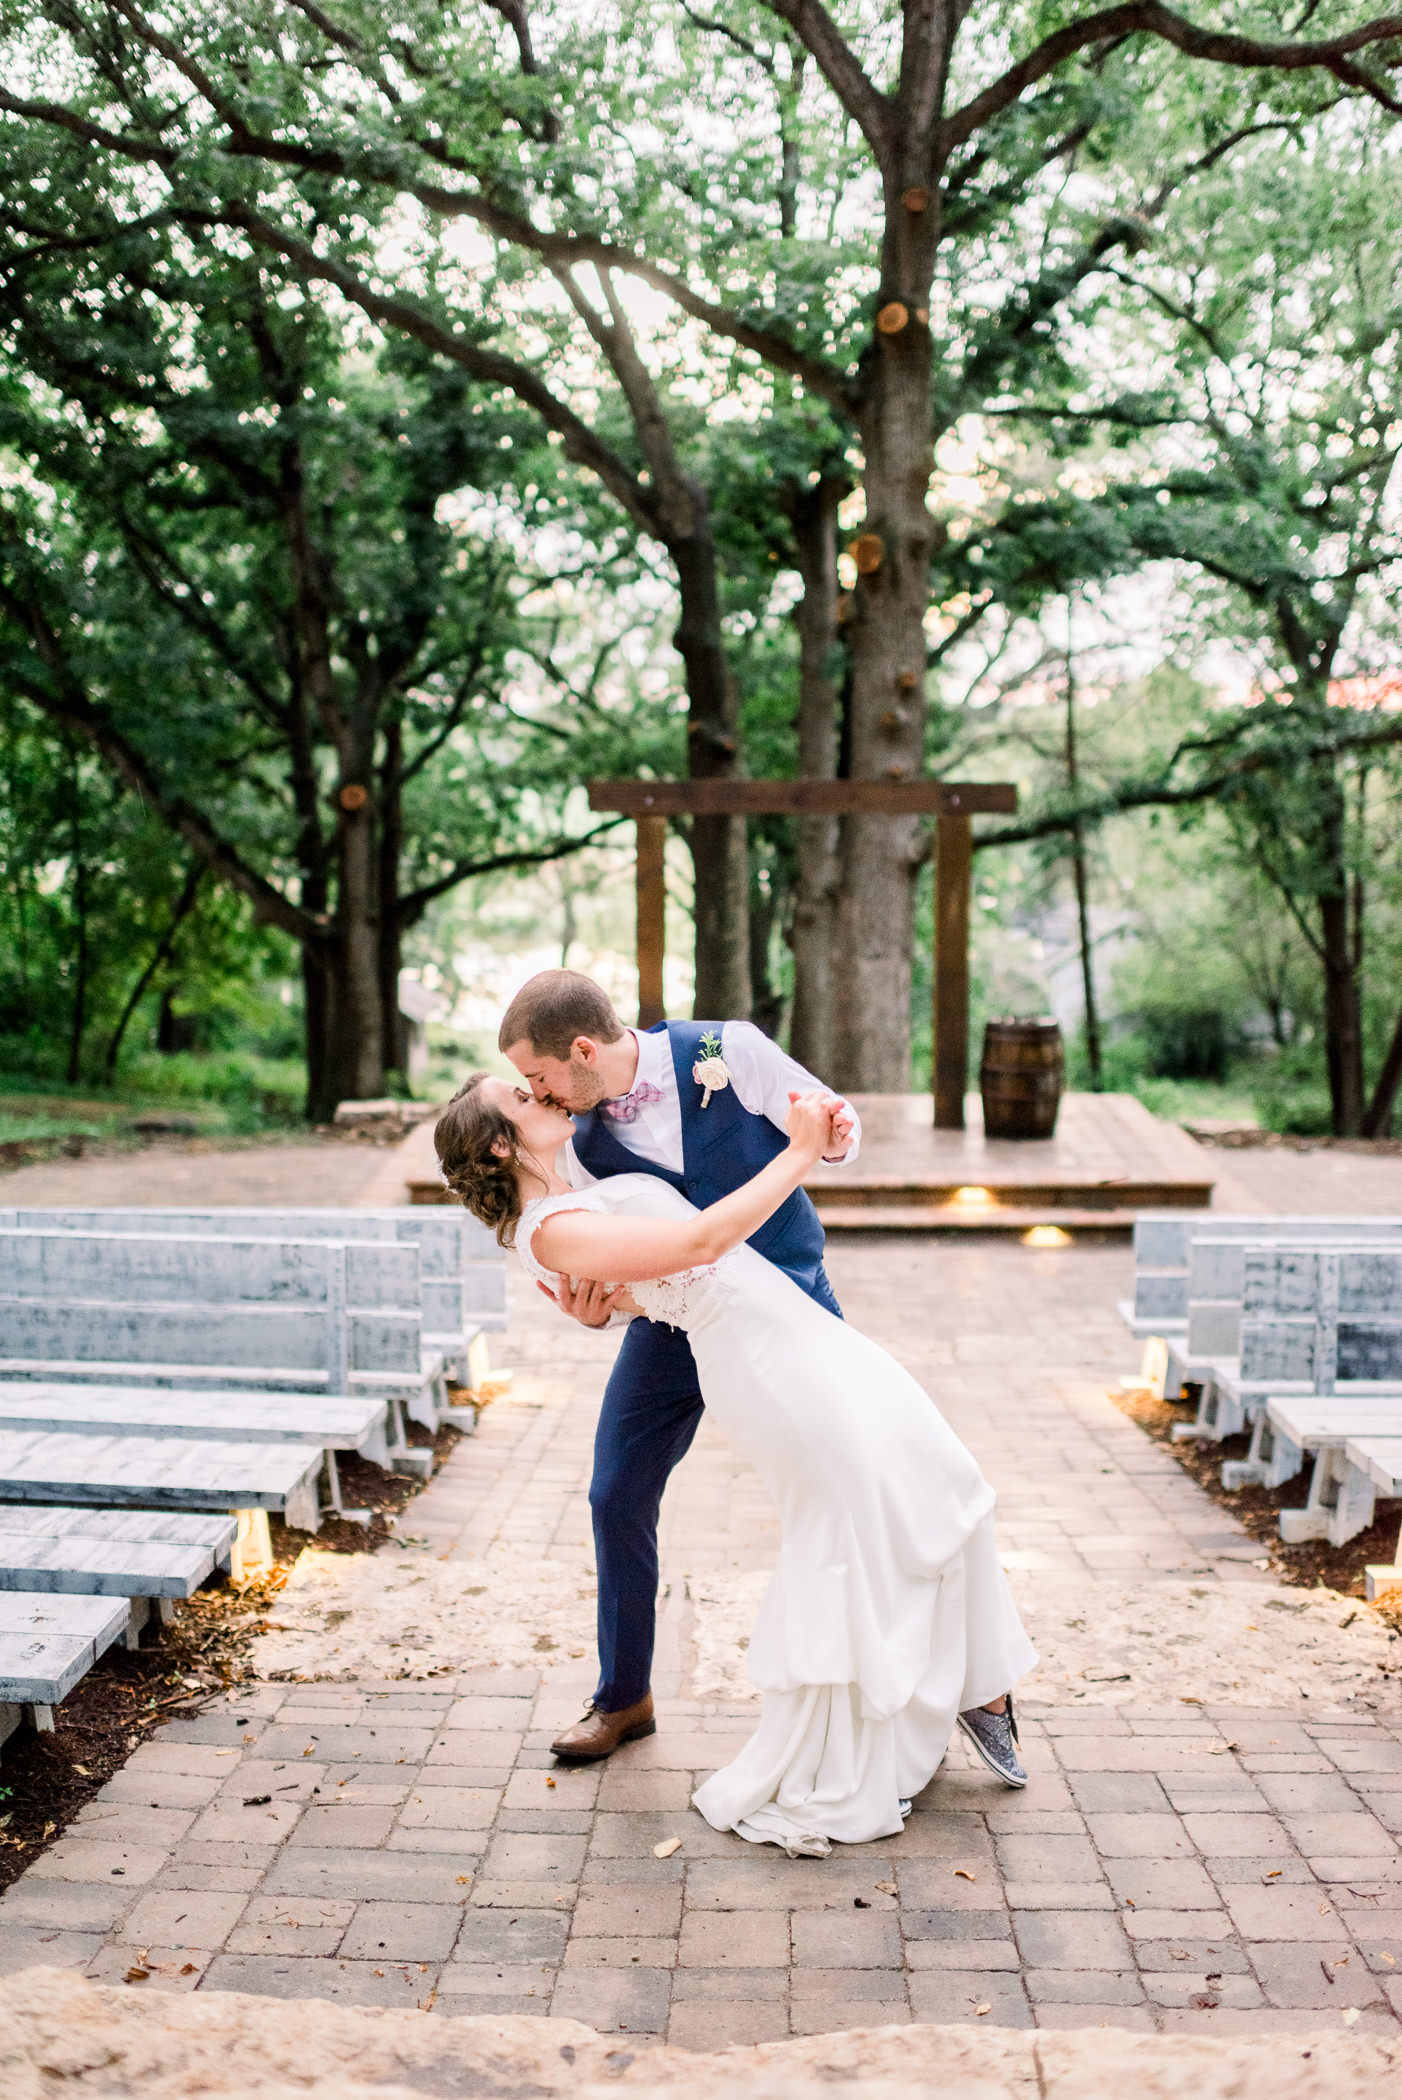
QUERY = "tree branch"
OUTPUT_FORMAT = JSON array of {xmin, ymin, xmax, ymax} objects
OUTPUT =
[
  {"xmin": 943, "ymin": 3, "xmax": 1402, "ymax": 152},
  {"xmin": 201, "ymin": 203, "xmax": 663, "ymax": 535},
  {"xmin": 396, "ymin": 817, "xmax": 628, "ymax": 924},
  {"xmin": 0, "ymin": 564, "xmax": 320, "ymax": 943},
  {"xmin": 755, "ymin": 0, "xmax": 892, "ymax": 163},
  {"xmin": 974, "ymin": 709, "xmax": 1402, "ymax": 850}
]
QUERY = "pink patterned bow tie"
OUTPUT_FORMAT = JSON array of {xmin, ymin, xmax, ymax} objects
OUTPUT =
[{"xmin": 602, "ymin": 1080, "xmax": 664, "ymax": 1124}]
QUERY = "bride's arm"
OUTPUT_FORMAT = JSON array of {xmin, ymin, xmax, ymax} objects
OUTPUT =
[{"xmin": 530, "ymin": 1092, "xmax": 838, "ymax": 1285}]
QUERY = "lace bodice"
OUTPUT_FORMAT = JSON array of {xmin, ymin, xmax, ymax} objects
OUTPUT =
[{"xmin": 517, "ymin": 1182, "xmax": 739, "ymax": 1332}]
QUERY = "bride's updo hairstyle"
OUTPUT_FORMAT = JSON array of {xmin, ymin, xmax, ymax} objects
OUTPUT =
[{"xmin": 434, "ymin": 1074, "xmax": 529, "ymax": 1246}]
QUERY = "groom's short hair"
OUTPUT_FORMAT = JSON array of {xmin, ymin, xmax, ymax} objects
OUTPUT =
[{"xmin": 499, "ymin": 970, "xmax": 626, "ymax": 1060}]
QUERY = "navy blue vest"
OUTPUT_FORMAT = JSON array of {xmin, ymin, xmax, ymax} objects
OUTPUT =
[{"xmin": 570, "ymin": 1020, "xmax": 828, "ymax": 1296}]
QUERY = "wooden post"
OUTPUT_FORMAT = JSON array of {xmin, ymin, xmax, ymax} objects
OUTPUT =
[
  {"xmin": 635, "ymin": 814, "xmax": 667, "ymax": 1027},
  {"xmin": 933, "ymin": 812, "xmax": 973, "ymax": 1130}
]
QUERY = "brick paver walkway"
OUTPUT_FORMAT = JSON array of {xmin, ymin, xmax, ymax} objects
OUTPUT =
[{"xmin": 2, "ymin": 1238, "xmax": 1400, "ymax": 2042}]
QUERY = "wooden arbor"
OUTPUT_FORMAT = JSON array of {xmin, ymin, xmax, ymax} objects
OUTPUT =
[{"xmin": 588, "ymin": 778, "xmax": 1017, "ymax": 1129}]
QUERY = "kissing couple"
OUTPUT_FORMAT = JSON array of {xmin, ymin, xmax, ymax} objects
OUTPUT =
[{"xmin": 435, "ymin": 971, "xmax": 1035, "ymax": 1859}]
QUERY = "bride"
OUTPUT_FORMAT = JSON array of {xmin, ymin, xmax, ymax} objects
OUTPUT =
[{"xmin": 436, "ymin": 1072, "xmax": 1036, "ymax": 1857}]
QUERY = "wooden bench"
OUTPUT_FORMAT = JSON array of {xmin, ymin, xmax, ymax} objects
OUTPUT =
[
  {"xmin": 0, "ymin": 1205, "xmax": 507, "ymax": 1387},
  {"xmin": 0, "ymin": 1383, "xmax": 393, "ymax": 1518},
  {"xmin": 1123, "ymin": 1214, "xmax": 1402, "ymax": 1339},
  {"xmin": 0, "ymin": 1228, "xmax": 446, "ymax": 1436},
  {"xmin": 0, "ymin": 1590, "xmax": 132, "ymax": 1741},
  {"xmin": 0, "ymin": 1430, "xmax": 324, "ymax": 1532}
]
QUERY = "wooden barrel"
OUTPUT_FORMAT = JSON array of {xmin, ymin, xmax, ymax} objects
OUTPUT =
[{"xmin": 980, "ymin": 1017, "xmax": 1065, "ymax": 1140}]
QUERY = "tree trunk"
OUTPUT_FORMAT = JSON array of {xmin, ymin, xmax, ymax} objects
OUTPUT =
[
  {"xmin": 1064, "ymin": 624, "xmax": 1102, "ymax": 1089},
  {"xmin": 66, "ymin": 839, "xmax": 89, "ymax": 1087},
  {"xmin": 1314, "ymin": 762, "xmax": 1364, "ymax": 1135},
  {"xmin": 787, "ymin": 477, "xmax": 845, "ymax": 1073},
  {"xmin": 833, "ymin": 292, "xmax": 939, "ymax": 1090},
  {"xmin": 103, "ymin": 860, "xmax": 203, "ymax": 1074},
  {"xmin": 673, "ymin": 526, "xmax": 751, "ymax": 1020},
  {"xmin": 302, "ymin": 937, "xmax": 335, "ymax": 1123},
  {"xmin": 327, "ymin": 792, "xmax": 384, "ymax": 1105},
  {"xmin": 379, "ymin": 714, "xmax": 406, "ymax": 1083},
  {"xmin": 1363, "ymin": 1003, "xmax": 1402, "ymax": 1138}
]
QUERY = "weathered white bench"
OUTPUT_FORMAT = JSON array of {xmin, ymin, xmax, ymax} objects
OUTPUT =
[
  {"xmin": 0, "ymin": 1383, "xmax": 392, "ymax": 1518},
  {"xmin": 0, "ymin": 1206, "xmax": 506, "ymax": 1385},
  {"xmin": 0, "ymin": 1505, "xmax": 236, "ymax": 1596},
  {"xmin": 0, "ymin": 1229, "xmax": 446, "ymax": 1436},
  {"xmin": 1222, "ymin": 1392, "xmax": 1402, "ymax": 1494},
  {"xmin": 1341, "ymin": 1438, "xmax": 1402, "ymax": 1599},
  {"xmin": 0, "ymin": 1429, "xmax": 323, "ymax": 1532},
  {"xmin": 1122, "ymin": 1213, "xmax": 1402, "ymax": 1339},
  {"xmin": 0, "ymin": 1590, "xmax": 132, "ymax": 1742},
  {"xmin": 1165, "ymin": 1238, "xmax": 1402, "ymax": 1442}
]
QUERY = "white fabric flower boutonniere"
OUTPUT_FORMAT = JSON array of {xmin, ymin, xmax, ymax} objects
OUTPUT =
[{"xmin": 693, "ymin": 1029, "xmax": 731, "ymax": 1109}]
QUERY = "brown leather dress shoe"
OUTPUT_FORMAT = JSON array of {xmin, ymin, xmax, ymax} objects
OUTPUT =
[{"xmin": 550, "ymin": 1693, "xmax": 655, "ymax": 1761}]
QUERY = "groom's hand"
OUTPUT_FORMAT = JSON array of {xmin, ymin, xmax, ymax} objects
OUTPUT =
[{"xmin": 540, "ymin": 1275, "xmax": 623, "ymax": 1328}]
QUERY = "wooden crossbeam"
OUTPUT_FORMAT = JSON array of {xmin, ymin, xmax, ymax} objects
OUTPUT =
[
  {"xmin": 589, "ymin": 779, "xmax": 1016, "ymax": 817},
  {"xmin": 588, "ymin": 777, "xmax": 1018, "ymax": 1128}
]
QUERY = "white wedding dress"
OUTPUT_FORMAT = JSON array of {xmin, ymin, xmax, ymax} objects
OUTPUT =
[{"xmin": 518, "ymin": 1175, "xmax": 1036, "ymax": 1855}]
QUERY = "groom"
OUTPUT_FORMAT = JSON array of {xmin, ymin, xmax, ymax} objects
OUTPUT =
[{"xmin": 500, "ymin": 969, "xmax": 860, "ymax": 1759}]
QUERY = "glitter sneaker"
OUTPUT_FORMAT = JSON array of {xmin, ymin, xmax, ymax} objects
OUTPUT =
[{"xmin": 957, "ymin": 1693, "xmax": 1026, "ymax": 1788}]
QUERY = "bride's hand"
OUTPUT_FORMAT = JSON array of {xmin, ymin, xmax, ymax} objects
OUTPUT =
[{"xmin": 785, "ymin": 1089, "xmax": 842, "ymax": 1162}]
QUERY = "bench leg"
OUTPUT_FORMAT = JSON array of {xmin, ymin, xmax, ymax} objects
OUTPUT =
[
  {"xmin": 1222, "ymin": 1412, "xmax": 1271, "ymax": 1490},
  {"xmin": 1327, "ymin": 1456, "xmax": 1376, "ymax": 1549},
  {"xmin": 1170, "ymin": 1380, "xmax": 1212, "ymax": 1442},
  {"xmin": 27, "ymin": 1704, "xmax": 54, "ymax": 1733},
  {"xmin": 387, "ymin": 1396, "xmax": 433, "ymax": 1480},
  {"xmin": 230, "ymin": 1508, "xmax": 275, "ymax": 1583},
  {"xmin": 1366, "ymin": 1512, "xmax": 1402, "ymax": 1602},
  {"xmin": 283, "ymin": 1476, "xmax": 321, "ymax": 1535},
  {"xmin": 157, "ymin": 1598, "xmax": 175, "ymax": 1626},
  {"xmin": 122, "ymin": 1597, "xmax": 153, "ymax": 1652},
  {"xmin": 1279, "ymin": 1450, "xmax": 1335, "ymax": 1544}
]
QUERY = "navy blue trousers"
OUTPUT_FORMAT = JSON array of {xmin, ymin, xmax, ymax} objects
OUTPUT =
[{"xmin": 590, "ymin": 1263, "xmax": 841, "ymax": 1712}]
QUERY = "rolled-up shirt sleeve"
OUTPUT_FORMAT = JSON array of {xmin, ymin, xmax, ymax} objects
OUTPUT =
[{"xmin": 718, "ymin": 1021, "xmax": 861, "ymax": 1164}]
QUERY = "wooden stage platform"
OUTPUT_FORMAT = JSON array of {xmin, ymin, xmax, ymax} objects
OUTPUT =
[{"xmin": 806, "ymin": 1092, "xmax": 1215, "ymax": 1236}]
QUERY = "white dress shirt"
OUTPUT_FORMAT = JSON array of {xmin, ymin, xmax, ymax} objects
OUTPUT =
[{"xmin": 563, "ymin": 1022, "xmax": 861, "ymax": 1188}]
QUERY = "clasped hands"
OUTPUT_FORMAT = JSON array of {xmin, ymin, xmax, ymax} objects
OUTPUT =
[{"xmin": 543, "ymin": 1089, "xmax": 851, "ymax": 1330}]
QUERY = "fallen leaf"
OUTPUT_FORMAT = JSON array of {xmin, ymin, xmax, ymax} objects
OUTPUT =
[
  {"xmin": 179, "ymin": 1963, "xmax": 197, "ymax": 1976},
  {"xmin": 1380, "ymin": 1953, "xmax": 1395, "ymax": 1965},
  {"xmin": 874, "ymin": 1882, "xmax": 898, "ymax": 1897},
  {"xmin": 1320, "ymin": 1960, "xmax": 1336, "ymax": 1986},
  {"xmin": 455, "ymin": 1875, "xmax": 471, "ymax": 1885},
  {"xmin": 974, "ymin": 2003, "xmax": 991, "ymax": 2017},
  {"xmin": 1170, "ymin": 1949, "xmax": 1189, "ymax": 1961},
  {"xmin": 653, "ymin": 1837, "xmax": 682, "ymax": 1859},
  {"xmin": 545, "ymin": 1777, "xmax": 557, "ymax": 1789},
  {"xmin": 243, "ymin": 1796, "xmax": 272, "ymax": 1807},
  {"xmin": 1320, "ymin": 1903, "xmax": 1332, "ymax": 1916},
  {"xmin": 953, "ymin": 1868, "xmax": 977, "ymax": 1882},
  {"xmin": 1342, "ymin": 2008, "xmax": 1361, "ymax": 2026},
  {"xmin": 853, "ymin": 1897, "xmax": 870, "ymax": 1909},
  {"xmin": 125, "ymin": 1968, "xmax": 150, "ymax": 1984}
]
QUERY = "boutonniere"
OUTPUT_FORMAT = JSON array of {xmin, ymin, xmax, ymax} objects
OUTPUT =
[{"xmin": 692, "ymin": 1030, "xmax": 731, "ymax": 1109}]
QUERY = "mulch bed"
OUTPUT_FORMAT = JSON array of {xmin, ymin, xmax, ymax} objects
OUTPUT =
[
  {"xmin": 1188, "ymin": 1128, "xmax": 1402, "ymax": 1154},
  {"xmin": 1112, "ymin": 1381, "xmax": 1402, "ymax": 1602},
  {"xmin": 0, "ymin": 1412, "xmax": 472, "ymax": 1898}
]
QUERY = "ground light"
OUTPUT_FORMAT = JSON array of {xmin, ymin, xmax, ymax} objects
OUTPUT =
[
  {"xmin": 950, "ymin": 1185, "xmax": 994, "ymax": 1206},
  {"xmin": 1023, "ymin": 1225, "xmax": 1071, "ymax": 1247}
]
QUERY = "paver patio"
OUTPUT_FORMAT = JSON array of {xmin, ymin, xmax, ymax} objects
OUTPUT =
[{"xmin": 1, "ymin": 1234, "xmax": 1400, "ymax": 2042}]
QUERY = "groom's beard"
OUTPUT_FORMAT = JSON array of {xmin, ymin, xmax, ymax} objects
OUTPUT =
[{"xmin": 545, "ymin": 1074, "xmax": 607, "ymax": 1114}]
